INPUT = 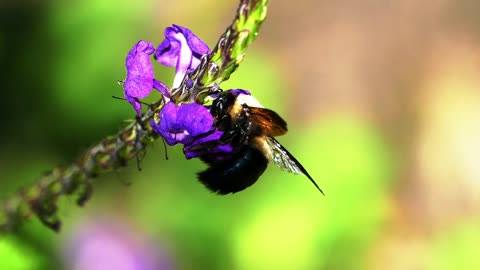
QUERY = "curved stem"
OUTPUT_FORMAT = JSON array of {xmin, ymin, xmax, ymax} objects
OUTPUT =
[
  {"xmin": 0, "ymin": 101, "xmax": 162, "ymax": 233},
  {"xmin": 171, "ymin": 0, "xmax": 269, "ymax": 104}
]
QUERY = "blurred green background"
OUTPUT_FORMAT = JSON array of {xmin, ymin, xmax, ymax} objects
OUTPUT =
[{"xmin": 1, "ymin": 0, "xmax": 480, "ymax": 269}]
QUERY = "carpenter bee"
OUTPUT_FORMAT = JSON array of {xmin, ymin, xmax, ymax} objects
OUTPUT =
[{"xmin": 194, "ymin": 89, "xmax": 323, "ymax": 195}]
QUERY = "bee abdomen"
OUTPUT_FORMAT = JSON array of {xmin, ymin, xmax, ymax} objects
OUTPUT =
[{"xmin": 197, "ymin": 146, "xmax": 268, "ymax": 194}]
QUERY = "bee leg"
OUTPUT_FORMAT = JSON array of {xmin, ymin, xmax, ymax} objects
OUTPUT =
[{"xmin": 215, "ymin": 114, "xmax": 232, "ymax": 129}]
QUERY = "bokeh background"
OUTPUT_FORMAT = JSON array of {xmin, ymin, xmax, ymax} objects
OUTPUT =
[{"xmin": 1, "ymin": 0, "xmax": 480, "ymax": 269}]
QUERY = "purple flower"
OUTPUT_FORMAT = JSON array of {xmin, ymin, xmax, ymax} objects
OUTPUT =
[
  {"xmin": 151, "ymin": 102, "xmax": 214, "ymax": 146},
  {"xmin": 123, "ymin": 25, "xmax": 210, "ymax": 115},
  {"xmin": 123, "ymin": 26, "xmax": 235, "ymax": 161},
  {"xmin": 155, "ymin": 25, "xmax": 210, "ymax": 88},
  {"xmin": 151, "ymin": 101, "xmax": 235, "ymax": 160},
  {"xmin": 180, "ymin": 90, "xmax": 253, "ymax": 159},
  {"xmin": 124, "ymin": 40, "xmax": 169, "ymax": 115}
]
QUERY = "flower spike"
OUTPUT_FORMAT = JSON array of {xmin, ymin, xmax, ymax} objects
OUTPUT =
[
  {"xmin": 0, "ymin": 0, "xmax": 271, "ymax": 233},
  {"xmin": 170, "ymin": 0, "xmax": 269, "ymax": 104}
]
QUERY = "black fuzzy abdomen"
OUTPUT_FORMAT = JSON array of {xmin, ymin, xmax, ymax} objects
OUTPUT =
[{"xmin": 197, "ymin": 146, "xmax": 268, "ymax": 194}]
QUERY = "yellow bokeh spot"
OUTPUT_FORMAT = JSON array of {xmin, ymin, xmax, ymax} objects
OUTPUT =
[{"xmin": 233, "ymin": 201, "xmax": 321, "ymax": 270}]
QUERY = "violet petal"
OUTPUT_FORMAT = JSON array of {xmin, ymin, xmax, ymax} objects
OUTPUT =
[
  {"xmin": 177, "ymin": 103, "xmax": 214, "ymax": 137},
  {"xmin": 153, "ymin": 79, "xmax": 170, "ymax": 98},
  {"xmin": 151, "ymin": 102, "xmax": 214, "ymax": 146},
  {"xmin": 124, "ymin": 40, "xmax": 155, "ymax": 115},
  {"xmin": 155, "ymin": 25, "xmax": 210, "ymax": 88}
]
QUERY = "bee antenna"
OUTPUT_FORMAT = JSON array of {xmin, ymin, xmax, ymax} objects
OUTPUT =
[
  {"xmin": 135, "ymin": 149, "xmax": 147, "ymax": 171},
  {"xmin": 112, "ymin": 95, "xmax": 126, "ymax": 101}
]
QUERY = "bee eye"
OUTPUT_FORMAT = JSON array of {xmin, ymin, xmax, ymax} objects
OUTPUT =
[
  {"xmin": 217, "ymin": 103, "xmax": 224, "ymax": 114},
  {"xmin": 212, "ymin": 95, "xmax": 231, "ymax": 116},
  {"xmin": 211, "ymin": 99, "xmax": 222, "ymax": 117}
]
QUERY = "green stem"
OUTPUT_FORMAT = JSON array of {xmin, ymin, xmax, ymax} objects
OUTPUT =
[
  {"xmin": 171, "ymin": 0, "xmax": 269, "ymax": 104},
  {"xmin": 0, "ymin": 101, "xmax": 162, "ymax": 233}
]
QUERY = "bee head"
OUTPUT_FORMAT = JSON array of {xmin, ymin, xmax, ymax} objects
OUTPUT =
[{"xmin": 210, "ymin": 89, "xmax": 254, "ymax": 118}]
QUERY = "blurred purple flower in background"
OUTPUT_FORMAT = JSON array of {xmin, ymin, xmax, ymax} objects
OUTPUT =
[{"xmin": 65, "ymin": 218, "xmax": 172, "ymax": 270}]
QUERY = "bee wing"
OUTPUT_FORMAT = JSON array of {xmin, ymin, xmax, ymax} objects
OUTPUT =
[
  {"xmin": 249, "ymin": 107, "xmax": 288, "ymax": 136},
  {"xmin": 266, "ymin": 137, "xmax": 324, "ymax": 194}
]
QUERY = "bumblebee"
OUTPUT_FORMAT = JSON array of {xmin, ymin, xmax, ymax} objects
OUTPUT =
[{"xmin": 195, "ymin": 90, "xmax": 323, "ymax": 195}]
